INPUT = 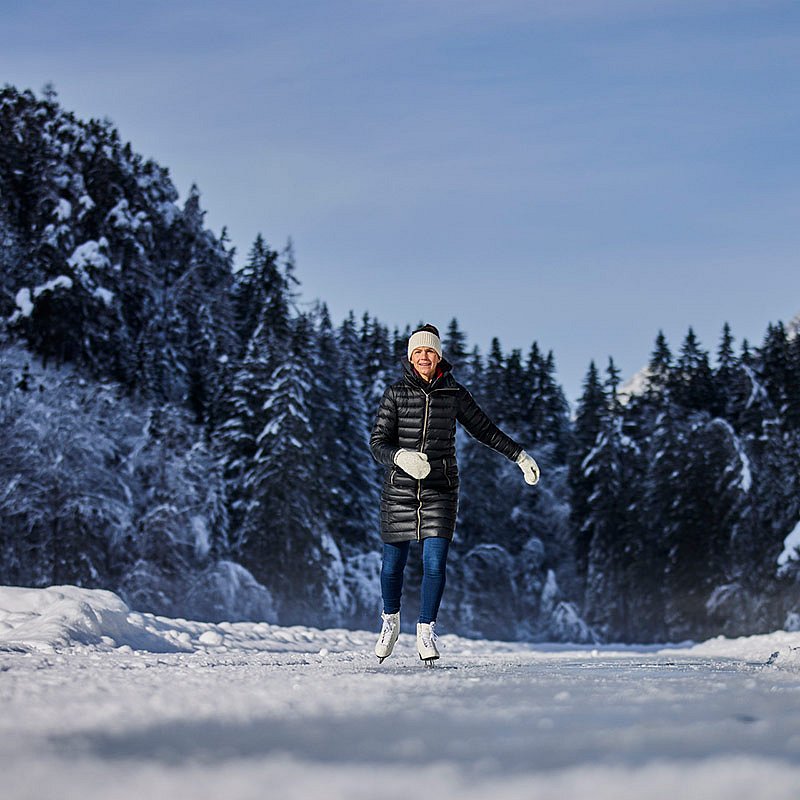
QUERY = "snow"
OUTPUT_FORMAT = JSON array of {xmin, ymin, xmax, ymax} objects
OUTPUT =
[
  {"xmin": 107, "ymin": 199, "xmax": 143, "ymax": 231},
  {"xmin": 92, "ymin": 286, "xmax": 114, "ymax": 305},
  {"xmin": 788, "ymin": 311, "xmax": 800, "ymax": 340},
  {"xmin": 11, "ymin": 287, "xmax": 33, "ymax": 319},
  {"xmin": 8, "ymin": 275, "xmax": 78, "ymax": 323},
  {"xmin": 777, "ymin": 518, "xmax": 800, "ymax": 566},
  {"xmin": 55, "ymin": 198, "xmax": 72, "ymax": 221},
  {"xmin": 618, "ymin": 365, "xmax": 650, "ymax": 404},
  {"xmin": 32, "ymin": 275, "xmax": 73, "ymax": 297},
  {"xmin": 67, "ymin": 238, "xmax": 110, "ymax": 272},
  {"xmin": 743, "ymin": 363, "xmax": 768, "ymax": 410},
  {"xmin": 710, "ymin": 417, "xmax": 752, "ymax": 492},
  {"xmin": 2, "ymin": 586, "xmax": 800, "ymax": 800}
]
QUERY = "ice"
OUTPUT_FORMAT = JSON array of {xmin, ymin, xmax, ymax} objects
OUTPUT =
[{"xmin": 2, "ymin": 584, "xmax": 800, "ymax": 800}]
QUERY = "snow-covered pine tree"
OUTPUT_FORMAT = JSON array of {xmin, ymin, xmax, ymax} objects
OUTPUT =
[
  {"xmin": 526, "ymin": 345, "xmax": 571, "ymax": 459},
  {"xmin": 643, "ymin": 330, "xmax": 740, "ymax": 639},
  {"xmin": 230, "ymin": 234, "xmax": 289, "ymax": 358},
  {"xmin": 456, "ymin": 342, "xmax": 510, "ymax": 554},
  {"xmin": 579, "ymin": 359, "xmax": 641, "ymax": 640},
  {"xmin": 332, "ymin": 313, "xmax": 382, "ymax": 626},
  {"xmin": 0, "ymin": 363, "xmax": 129, "ymax": 589},
  {"xmin": 331, "ymin": 314, "xmax": 378, "ymax": 545},
  {"xmin": 240, "ymin": 315, "xmax": 344, "ymax": 626},
  {"xmin": 358, "ymin": 313, "xmax": 393, "ymax": 413},
  {"xmin": 569, "ymin": 361, "xmax": 605, "ymax": 586},
  {"xmin": 173, "ymin": 185, "xmax": 236, "ymax": 427}
]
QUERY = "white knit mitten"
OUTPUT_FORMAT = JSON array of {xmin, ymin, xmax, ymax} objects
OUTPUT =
[
  {"xmin": 516, "ymin": 450, "xmax": 540, "ymax": 486},
  {"xmin": 394, "ymin": 449, "xmax": 431, "ymax": 480}
]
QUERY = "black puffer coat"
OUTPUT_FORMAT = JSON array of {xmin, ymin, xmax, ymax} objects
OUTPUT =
[{"xmin": 370, "ymin": 359, "xmax": 523, "ymax": 543}]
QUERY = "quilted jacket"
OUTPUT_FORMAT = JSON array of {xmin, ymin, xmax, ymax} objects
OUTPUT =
[{"xmin": 370, "ymin": 359, "xmax": 523, "ymax": 543}]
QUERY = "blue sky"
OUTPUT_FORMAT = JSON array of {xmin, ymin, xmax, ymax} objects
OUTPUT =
[{"xmin": 3, "ymin": 0, "xmax": 799, "ymax": 400}]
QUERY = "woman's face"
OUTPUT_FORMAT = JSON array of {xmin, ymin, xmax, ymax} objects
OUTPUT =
[{"xmin": 411, "ymin": 347, "xmax": 440, "ymax": 381}]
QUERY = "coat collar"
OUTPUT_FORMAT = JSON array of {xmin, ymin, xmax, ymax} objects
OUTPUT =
[{"xmin": 402, "ymin": 357, "xmax": 454, "ymax": 392}]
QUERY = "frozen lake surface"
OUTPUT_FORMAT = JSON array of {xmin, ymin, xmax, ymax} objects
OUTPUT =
[{"xmin": 2, "ymin": 586, "xmax": 800, "ymax": 799}]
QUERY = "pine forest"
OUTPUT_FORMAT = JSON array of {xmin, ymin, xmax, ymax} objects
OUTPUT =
[{"xmin": 2, "ymin": 85, "xmax": 799, "ymax": 643}]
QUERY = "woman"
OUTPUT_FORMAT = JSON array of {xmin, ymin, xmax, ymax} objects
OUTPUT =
[{"xmin": 369, "ymin": 324, "xmax": 540, "ymax": 666}]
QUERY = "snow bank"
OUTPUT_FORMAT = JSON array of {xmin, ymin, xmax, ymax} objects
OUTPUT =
[
  {"xmin": 0, "ymin": 586, "xmax": 178, "ymax": 653},
  {"xmin": 4, "ymin": 585, "xmax": 800, "ymax": 671},
  {"xmin": 0, "ymin": 585, "xmax": 364, "ymax": 655},
  {"xmin": 678, "ymin": 630, "xmax": 800, "ymax": 670}
]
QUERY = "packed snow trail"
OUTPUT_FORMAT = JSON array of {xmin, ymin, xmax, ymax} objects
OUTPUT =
[{"xmin": 2, "ymin": 587, "xmax": 800, "ymax": 800}]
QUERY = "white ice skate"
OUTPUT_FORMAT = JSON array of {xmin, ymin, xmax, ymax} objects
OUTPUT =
[
  {"xmin": 417, "ymin": 621, "xmax": 439, "ymax": 667},
  {"xmin": 375, "ymin": 611, "xmax": 400, "ymax": 663}
]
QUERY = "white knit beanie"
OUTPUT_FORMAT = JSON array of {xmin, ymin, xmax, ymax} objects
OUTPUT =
[{"xmin": 407, "ymin": 329, "xmax": 443, "ymax": 361}]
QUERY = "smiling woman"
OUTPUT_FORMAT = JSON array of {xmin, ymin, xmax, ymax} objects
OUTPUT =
[{"xmin": 369, "ymin": 323, "xmax": 541, "ymax": 666}]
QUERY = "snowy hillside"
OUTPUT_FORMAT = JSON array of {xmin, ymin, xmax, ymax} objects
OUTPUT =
[{"xmin": 2, "ymin": 586, "xmax": 800, "ymax": 800}]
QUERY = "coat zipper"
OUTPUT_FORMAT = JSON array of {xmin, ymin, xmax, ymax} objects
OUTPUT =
[{"xmin": 416, "ymin": 392, "xmax": 431, "ymax": 541}]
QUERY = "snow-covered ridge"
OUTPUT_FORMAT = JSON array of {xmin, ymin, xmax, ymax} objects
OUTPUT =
[
  {"xmin": 2, "ymin": 585, "xmax": 800, "ymax": 670},
  {"xmin": 787, "ymin": 311, "xmax": 800, "ymax": 340},
  {"xmin": 618, "ymin": 364, "xmax": 650, "ymax": 404}
]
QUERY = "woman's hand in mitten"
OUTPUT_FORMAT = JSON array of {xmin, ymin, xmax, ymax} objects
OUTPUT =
[
  {"xmin": 516, "ymin": 450, "xmax": 540, "ymax": 486},
  {"xmin": 394, "ymin": 449, "xmax": 431, "ymax": 480}
]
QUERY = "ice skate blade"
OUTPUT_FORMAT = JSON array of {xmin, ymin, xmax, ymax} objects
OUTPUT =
[
  {"xmin": 377, "ymin": 655, "xmax": 388, "ymax": 664},
  {"xmin": 420, "ymin": 656, "xmax": 438, "ymax": 668}
]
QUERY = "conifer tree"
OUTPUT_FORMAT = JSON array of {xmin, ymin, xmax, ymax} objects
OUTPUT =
[
  {"xmin": 359, "ymin": 314, "xmax": 392, "ymax": 409},
  {"xmin": 527, "ymin": 347, "xmax": 571, "ymax": 458},
  {"xmin": 582, "ymin": 358, "xmax": 635, "ymax": 639},
  {"xmin": 502, "ymin": 348, "xmax": 529, "ymax": 442},
  {"xmin": 443, "ymin": 317, "xmax": 468, "ymax": 371},
  {"xmin": 645, "ymin": 331, "xmax": 673, "ymax": 397},
  {"xmin": 240, "ymin": 315, "xmax": 341, "ymax": 624},
  {"xmin": 482, "ymin": 337, "xmax": 506, "ymax": 421},
  {"xmin": 671, "ymin": 328, "xmax": 714, "ymax": 412},
  {"xmin": 661, "ymin": 413, "xmax": 745, "ymax": 640},
  {"xmin": 456, "ymin": 347, "xmax": 503, "ymax": 552},
  {"xmin": 231, "ymin": 234, "xmax": 289, "ymax": 358},
  {"xmin": 569, "ymin": 361, "xmax": 606, "ymax": 583}
]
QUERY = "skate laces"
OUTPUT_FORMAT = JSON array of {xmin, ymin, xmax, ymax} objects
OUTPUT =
[
  {"xmin": 420, "ymin": 621, "xmax": 437, "ymax": 648},
  {"xmin": 380, "ymin": 613, "xmax": 396, "ymax": 644},
  {"xmin": 429, "ymin": 621, "xmax": 442, "ymax": 650}
]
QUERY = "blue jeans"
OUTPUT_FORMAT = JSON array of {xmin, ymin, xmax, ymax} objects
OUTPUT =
[{"xmin": 381, "ymin": 537, "xmax": 450, "ymax": 624}]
